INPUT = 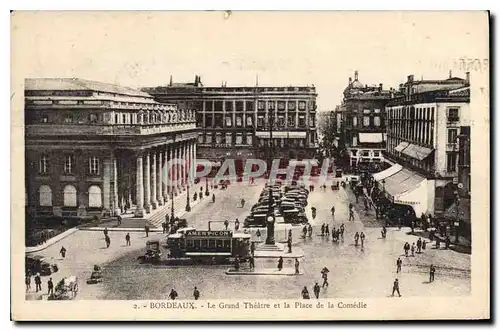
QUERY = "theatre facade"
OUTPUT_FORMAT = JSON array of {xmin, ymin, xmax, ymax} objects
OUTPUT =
[{"xmin": 25, "ymin": 78, "xmax": 198, "ymax": 219}]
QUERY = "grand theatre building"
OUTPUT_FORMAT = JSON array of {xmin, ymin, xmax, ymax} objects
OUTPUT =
[{"xmin": 25, "ymin": 78, "xmax": 198, "ymax": 219}]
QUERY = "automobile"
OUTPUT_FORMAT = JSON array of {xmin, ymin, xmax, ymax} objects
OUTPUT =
[
  {"xmin": 25, "ymin": 255, "xmax": 58, "ymax": 276},
  {"xmin": 243, "ymin": 214, "xmax": 267, "ymax": 228},
  {"xmin": 138, "ymin": 240, "xmax": 162, "ymax": 264}
]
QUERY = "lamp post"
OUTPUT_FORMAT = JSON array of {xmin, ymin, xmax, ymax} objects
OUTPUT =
[
  {"xmin": 454, "ymin": 190, "xmax": 460, "ymax": 243},
  {"xmin": 265, "ymin": 110, "xmax": 276, "ymax": 245},
  {"xmin": 205, "ymin": 176, "xmax": 209, "ymax": 196}
]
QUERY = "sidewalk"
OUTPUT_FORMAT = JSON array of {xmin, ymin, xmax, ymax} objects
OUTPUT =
[
  {"xmin": 25, "ymin": 228, "xmax": 79, "ymax": 254},
  {"xmin": 343, "ymin": 185, "xmax": 385, "ymax": 228}
]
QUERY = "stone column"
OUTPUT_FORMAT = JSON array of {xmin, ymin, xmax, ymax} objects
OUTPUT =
[
  {"xmin": 164, "ymin": 145, "xmax": 169, "ymax": 202},
  {"xmin": 113, "ymin": 155, "xmax": 120, "ymax": 216},
  {"xmin": 157, "ymin": 149, "xmax": 163, "ymax": 206},
  {"xmin": 134, "ymin": 153, "xmax": 144, "ymax": 217},
  {"xmin": 103, "ymin": 156, "xmax": 112, "ymax": 215},
  {"xmin": 193, "ymin": 140, "xmax": 197, "ymax": 183},
  {"xmin": 175, "ymin": 144, "xmax": 181, "ymax": 193},
  {"xmin": 187, "ymin": 141, "xmax": 192, "ymax": 185},
  {"xmin": 182, "ymin": 141, "xmax": 187, "ymax": 189},
  {"xmin": 143, "ymin": 151, "xmax": 151, "ymax": 213},
  {"xmin": 151, "ymin": 150, "xmax": 158, "ymax": 209}
]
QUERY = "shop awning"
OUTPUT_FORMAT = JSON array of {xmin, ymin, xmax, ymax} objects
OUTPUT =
[
  {"xmin": 358, "ymin": 133, "xmax": 384, "ymax": 143},
  {"xmin": 383, "ymin": 168, "xmax": 428, "ymax": 216},
  {"xmin": 373, "ymin": 163, "xmax": 403, "ymax": 181},
  {"xmin": 255, "ymin": 131, "xmax": 306, "ymax": 139},
  {"xmin": 394, "ymin": 141, "xmax": 410, "ymax": 153},
  {"xmin": 401, "ymin": 144, "xmax": 434, "ymax": 160}
]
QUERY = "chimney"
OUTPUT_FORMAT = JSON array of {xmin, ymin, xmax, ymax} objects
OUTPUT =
[
  {"xmin": 379, "ymin": 83, "xmax": 383, "ymax": 92},
  {"xmin": 169, "ymin": 75, "xmax": 173, "ymax": 86},
  {"xmin": 349, "ymin": 77, "xmax": 352, "ymax": 85},
  {"xmin": 465, "ymin": 72, "xmax": 470, "ymax": 85},
  {"xmin": 449, "ymin": 70, "xmax": 452, "ymax": 79},
  {"xmin": 354, "ymin": 71, "xmax": 359, "ymax": 80},
  {"xmin": 407, "ymin": 75, "xmax": 414, "ymax": 83}
]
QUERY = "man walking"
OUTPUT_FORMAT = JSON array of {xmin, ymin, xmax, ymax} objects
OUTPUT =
[
  {"xmin": 411, "ymin": 243, "xmax": 416, "ymax": 257},
  {"xmin": 396, "ymin": 258, "xmax": 402, "ymax": 273},
  {"xmin": 313, "ymin": 282, "xmax": 321, "ymax": 299},
  {"xmin": 224, "ymin": 219, "xmax": 229, "ymax": 230},
  {"xmin": 249, "ymin": 255, "xmax": 255, "ymax": 270},
  {"xmin": 403, "ymin": 242, "xmax": 410, "ymax": 257},
  {"xmin": 301, "ymin": 286, "xmax": 310, "ymax": 299},
  {"xmin": 47, "ymin": 277, "xmax": 54, "ymax": 296},
  {"xmin": 169, "ymin": 288, "xmax": 178, "ymax": 300},
  {"xmin": 349, "ymin": 208, "xmax": 355, "ymax": 222},
  {"xmin": 429, "ymin": 264, "xmax": 436, "ymax": 282},
  {"xmin": 25, "ymin": 274, "xmax": 31, "ymax": 291},
  {"xmin": 340, "ymin": 224, "xmax": 345, "ymax": 239},
  {"xmin": 360, "ymin": 232, "xmax": 366, "ymax": 247},
  {"xmin": 105, "ymin": 234, "xmax": 111, "ymax": 248},
  {"xmin": 391, "ymin": 278, "xmax": 401, "ymax": 297},
  {"xmin": 308, "ymin": 224, "xmax": 313, "ymax": 238},
  {"xmin": 193, "ymin": 287, "xmax": 200, "ymax": 300},
  {"xmin": 294, "ymin": 258, "xmax": 300, "ymax": 275},
  {"xmin": 60, "ymin": 246, "xmax": 67, "ymax": 258},
  {"xmin": 235, "ymin": 219, "xmax": 240, "ymax": 232},
  {"xmin": 34, "ymin": 273, "xmax": 42, "ymax": 293},
  {"xmin": 354, "ymin": 232, "xmax": 360, "ymax": 247},
  {"xmin": 144, "ymin": 225, "xmax": 150, "ymax": 237},
  {"xmin": 417, "ymin": 238, "xmax": 422, "ymax": 254},
  {"xmin": 321, "ymin": 268, "xmax": 329, "ymax": 288},
  {"xmin": 125, "ymin": 233, "xmax": 131, "ymax": 246}
]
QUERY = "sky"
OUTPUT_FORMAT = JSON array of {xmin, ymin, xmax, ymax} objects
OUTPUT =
[{"xmin": 12, "ymin": 11, "xmax": 489, "ymax": 111}]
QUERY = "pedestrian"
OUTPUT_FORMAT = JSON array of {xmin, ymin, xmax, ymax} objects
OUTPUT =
[
  {"xmin": 224, "ymin": 219, "xmax": 229, "ymax": 230},
  {"xmin": 144, "ymin": 225, "xmax": 150, "ymax": 237},
  {"xmin": 308, "ymin": 224, "xmax": 313, "ymax": 237},
  {"xmin": 302, "ymin": 225, "xmax": 308, "ymax": 238},
  {"xmin": 396, "ymin": 258, "xmax": 402, "ymax": 273},
  {"xmin": 34, "ymin": 273, "xmax": 42, "ymax": 293},
  {"xmin": 313, "ymin": 282, "xmax": 321, "ymax": 299},
  {"xmin": 47, "ymin": 277, "xmax": 54, "ymax": 296},
  {"xmin": 193, "ymin": 287, "xmax": 200, "ymax": 300},
  {"xmin": 212, "ymin": 193, "xmax": 216, "ymax": 203},
  {"xmin": 235, "ymin": 219, "xmax": 240, "ymax": 231},
  {"xmin": 125, "ymin": 233, "xmax": 131, "ymax": 246},
  {"xmin": 165, "ymin": 213, "xmax": 170, "ymax": 226},
  {"xmin": 404, "ymin": 242, "xmax": 410, "ymax": 257},
  {"xmin": 60, "ymin": 246, "xmax": 66, "ymax": 258},
  {"xmin": 249, "ymin": 255, "xmax": 255, "ymax": 270},
  {"xmin": 162, "ymin": 222, "xmax": 167, "ymax": 234},
  {"xmin": 411, "ymin": 243, "xmax": 416, "ymax": 256},
  {"xmin": 301, "ymin": 286, "xmax": 310, "ymax": 299},
  {"xmin": 429, "ymin": 264, "xmax": 436, "ymax": 282},
  {"xmin": 411, "ymin": 220, "xmax": 415, "ymax": 234},
  {"xmin": 417, "ymin": 238, "xmax": 422, "ymax": 253},
  {"xmin": 288, "ymin": 229, "xmax": 293, "ymax": 242},
  {"xmin": 287, "ymin": 238, "xmax": 292, "ymax": 253},
  {"xmin": 256, "ymin": 229, "xmax": 261, "ymax": 241},
  {"xmin": 321, "ymin": 223, "xmax": 325, "ymax": 236},
  {"xmin": 360, "ymin": 232, "xmax": 366, "ymax": 247},
  {"xmin": 103, "ymin": 227, "xmax": 108, "ymax": 237},
  {"xmin": 331, "ymin": 206, "xmax": 335, "ymax": 217},
  {"xmin": 117, "ymin": 215, "xmax": 122, "ymax": 226},
  {"xmin": 340, "ymin": 224, "xmax": 345, "ymax": 238},
  {"xmin": 321, "ymin": 268, "xmax": 329, "ymax": 288},
  {"xmin": 349, "ymin": 209, "xmax": 355, "ymax": 222},
  {"xmin": 105, "ymin": 234, "xmax": 111, "ymax": 248},
  {"xmin": 277, "ymin": 257, "xmax": 283, "ymax": 271},
  {"xmin": 25, "ymin": 274, "xmax": 31, "ymax": 291},
  {"xmin": 234, "ymin": 256, "xmax": 240, "ymax": 271},
  {"xmin": 445, "ymin": 236, "xmax": 451, "ymax": 249},
  {"xmin": 169, "ymin": 288, "xmax": 178, "ymax": 300},
  {"xmin": 325, "ymin": 224, "xmax": 330, "ymax": 237},
  {"xmin": 391, "ymin": 278, "xmax": 401, "ymax": 297},
  {"xmin": 331, "ymin": 227, "xmax": 337, "ymax": 242},
  {"xmin": 422, "ymin": 240, "xmax": 427, "ymax": 250},
  {"xmin": 354, "ymin": 232, "xmax": 360, "ymax": 246},
  {"xmin": 294, "ymin": 258, "xmax": 300, "ymax": 274},
  {"xmin": 250, "ymin": 241, "xmax": 256, "ymax": 256}
]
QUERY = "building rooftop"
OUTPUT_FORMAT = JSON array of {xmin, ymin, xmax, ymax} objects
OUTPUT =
[{"xmin": 25, "ymin": 78, "xmax": 152, "ymax": 98}]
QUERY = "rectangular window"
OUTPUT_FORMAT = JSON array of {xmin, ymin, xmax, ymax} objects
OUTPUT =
[
  {"xmin": 448, "ymin": 108, "xmax": 459, "ymax": 121},
  {"xmin": 246, "ymin": 115, "xmax": 253, "ymax": 127},
  {"xmin": 89, "ymin": 156, "xmax": 99, "ymax": 175},
  {"xmin": 257, "ymin": 101, "xmax": 265, "ymax": 110},
  {"xmin": 352, "ymin": 136, "xmax": 358, "ymax": 146},
  {"xmin": 205, "ymin": 114, "xmax": 213, "ymax": 128},
  {"xmin": 225, "ymin": 115, "xmax": 232, "ymax": 127},
  {"xmin": 309, "ymin": 101, "xmax": 316, "ymax": 110},
  {"xmin": 363, "ymin": 109, "xmax": 371, "ymax": 114},
  {"xmin": 226, "ymin": 133, "xmax": 232, "ymax": 146},
  {"xmin": 215, "ymin": 133, "xmax": 222, "ymax": 144},
  {"xmin": 247, "ymin": 135, "xmax": 253, "ymax": 146},
  {"xmin": 374, "ymin": 116, "xmax": 381, "ymax": 127},
  {"xmin": 374, "ymin": 151, "xmax": 380, "ymax": 157},
  {"xmin": 206, "ymin": 134, "xmax": 212, "ymax": 144},
  {"xmin": 298, "ymin": 116, "xmax": 306, "ymax": 127},
  {"xmin": 236, "ymin": 115, "xmax": 242, "ymax": 127},
  {"xmin": 363, "ymin": 116, "xmax": 370, "ymax": 127},
  {"xmin": 257, "ymin": 116, "xmax": 264, "ymax": 128},
  {"xmin": 277, "ymin": 101, "xmax": 286, "ymax": 111},
  {"xmin": 214, "ymin": 114, "xmax": 223, "ymax": 128},
  {"xmin": 41, "ymin": 115, "xmax": 49, "ymax": 123},
  {"xmin": 353, "ymin": 116, "xmax": 358, "ymax": 127},
  {"xmin": 236, "ymin": 101, "xmax": 244, "ymax": 112},
  {"xmin": 205, "ymin": 101, "xmax": 213, "ymax": 112},
  {"xmin": 447, "ymin": 128, "xmax": 458, "ymax": 144},
  {"xmin": 287, "ymin": 101, "xmax": 296, "ymax": 110},
  {"xmin": 39, "ymin": 155, "xmax": 49, "ymax": 174},
  {"xmin": 298, "ymin": 101, "xmax": 306, "ymax": 110},
  {"xmin": 278, "ymin": 116, "xmax": 285, "ymax": 127},
  {"xmin": 198, "ymin": 135, "xmax": 204, "ymax": 144},
  {"xmin": 64, "ymin": 155, "xmax": 74, "ymax": 174},
  {"xmin": 374, "ymin": 109, "xmax": 381, "ymax": 113},
  {"xmin": 362, "ymin": 151, "xmax": 370, "ymax": 157},
  {"xmin": 309, "ymin": 117, "xmax": 315, "ymax": 127},
  {"xmin": 214, "ymin": 101, "xmax": 223, "ymax": 111},
  {"xmin": 288, "ymin": 115, "xmax": 296, "ymax": 127},
  {"xmin": 246, "ymin": 101, "xmax": 254, "ymax": 111},
  {"xmin": 225, "ymin": 101, "xmax": 233, "ymax": 112},
  {"xmin": 236, "ymin": 134, "xmax": 243, "ymax": 145},
  {"xmin": 200, "ymin": 239, "xmax": 208, "ymax": 249},
  {"xmin": 89, "ymin": 113, "xmax": 98, "ymax": 123},
  {"xmin": 268, "ymin": 101, "xmax": 275, "ymax": 110},
  {"xmin": 446, "ymin": 153, "xmax": 457, "ymax": 172}
]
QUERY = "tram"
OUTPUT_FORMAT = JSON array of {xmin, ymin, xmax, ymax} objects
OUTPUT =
[{"xmin": 164, "ymin": 229, "xmax": 252, "ymax": 263}]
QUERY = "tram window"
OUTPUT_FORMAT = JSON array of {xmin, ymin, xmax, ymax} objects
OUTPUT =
[
  {"xmin": 216, "ymin": 240, "xmax": 223, "ymax": 249},
  {"xmin": 223, "ymin": 240, "xmax": 231, "ymax": 249},
  {"xmin": 194, "ymin": 240, "xmax": 200, "ymax": 249},
  {"xmin": 200, "ymin": 240, "xmax": 208, "ymax": 249},
  {"xmin": 186, "ymin": 240, "xmax": 194, "ymax": 249},
  {"xmin": 208, "ymin": 239, "xmax": 216, "ymax": 249}
]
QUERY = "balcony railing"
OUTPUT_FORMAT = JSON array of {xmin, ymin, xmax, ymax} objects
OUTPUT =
[
  {"xmin": 27, "ymin": 99, "xmax": 177, "ymax": 112},
  {"xmin": 26, "ymin": 122, "xmax": 197, "ymax": 136}
]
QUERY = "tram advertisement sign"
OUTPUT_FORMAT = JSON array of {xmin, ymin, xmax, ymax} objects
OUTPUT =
[{"xmin": 185, "ymin": 231, "xmax": 232, "ymax": 237}]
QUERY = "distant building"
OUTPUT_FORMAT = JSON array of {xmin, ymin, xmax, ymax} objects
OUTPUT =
[
  {"xmin": 143, "ymin": 77, "xmax": 319, "ymax": 172},
  {"xmin": 340, "ymin": 71, "xmax": 394, "ymax": 172},
  {"xmin": 379, "ymin": 72, "xmax": 470, "ymax": 223},
  {"xmin": 25, "ymin": 78, "xmax": 198, "ymax": 219}
]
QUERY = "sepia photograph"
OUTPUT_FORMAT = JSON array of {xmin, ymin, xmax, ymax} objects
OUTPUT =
[{"xmin": 10, "ymin": 10, "xmax": 490, "ymax": 321}]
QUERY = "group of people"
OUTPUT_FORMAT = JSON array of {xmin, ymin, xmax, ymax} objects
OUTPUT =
[
  {"xmin": 301, "ymin": 267, "xmax": 330, "ymax": 299},
  {"xmin": 403, "ymin": 237, "xmax": 427, "ymax": 257},
  {"xmin": 168, "ymin": 286, "xmax": 201, "ymax": 300}
]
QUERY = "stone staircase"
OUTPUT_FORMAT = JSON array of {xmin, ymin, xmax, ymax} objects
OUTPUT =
[{"xmin": 256, "ymin": 243, "xmax": 286, "ymax": 251}]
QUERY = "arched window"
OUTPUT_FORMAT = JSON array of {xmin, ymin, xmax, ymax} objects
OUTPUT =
[
  {"xmin": 63, "ymin": 185, "xmax": 77, "ymax": 207},
  {"xmin": 88, "ymin": 185, "xmax": 102, "ymax": 208},
  {"xmin": 39, "ymin": 185, "xmax": 52, "ymax": 206}
]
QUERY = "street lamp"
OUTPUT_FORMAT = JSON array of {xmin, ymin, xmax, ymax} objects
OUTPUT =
[
  {"xmin": 205, "ymin": 176, "xmax": 210, "ymax": 196},
  {"xmin": 186, "ymin": 183, "xmax": 191, "ymax": 212},
  {"xmin": 454, "ymin": 190, "xmax": 460, "ymax": 243},
  {"xmin": 381, "ymin": 179, "xmax": 386, "ymax": 192},
  {"xmin": 265, "ymin": 110, "xmax": 276, "ymax": 245}
]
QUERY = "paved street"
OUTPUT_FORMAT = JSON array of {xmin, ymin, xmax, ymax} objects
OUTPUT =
[{"xmin": 26, "ymin": 178, "xmax": 470, "ymax": 300}]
